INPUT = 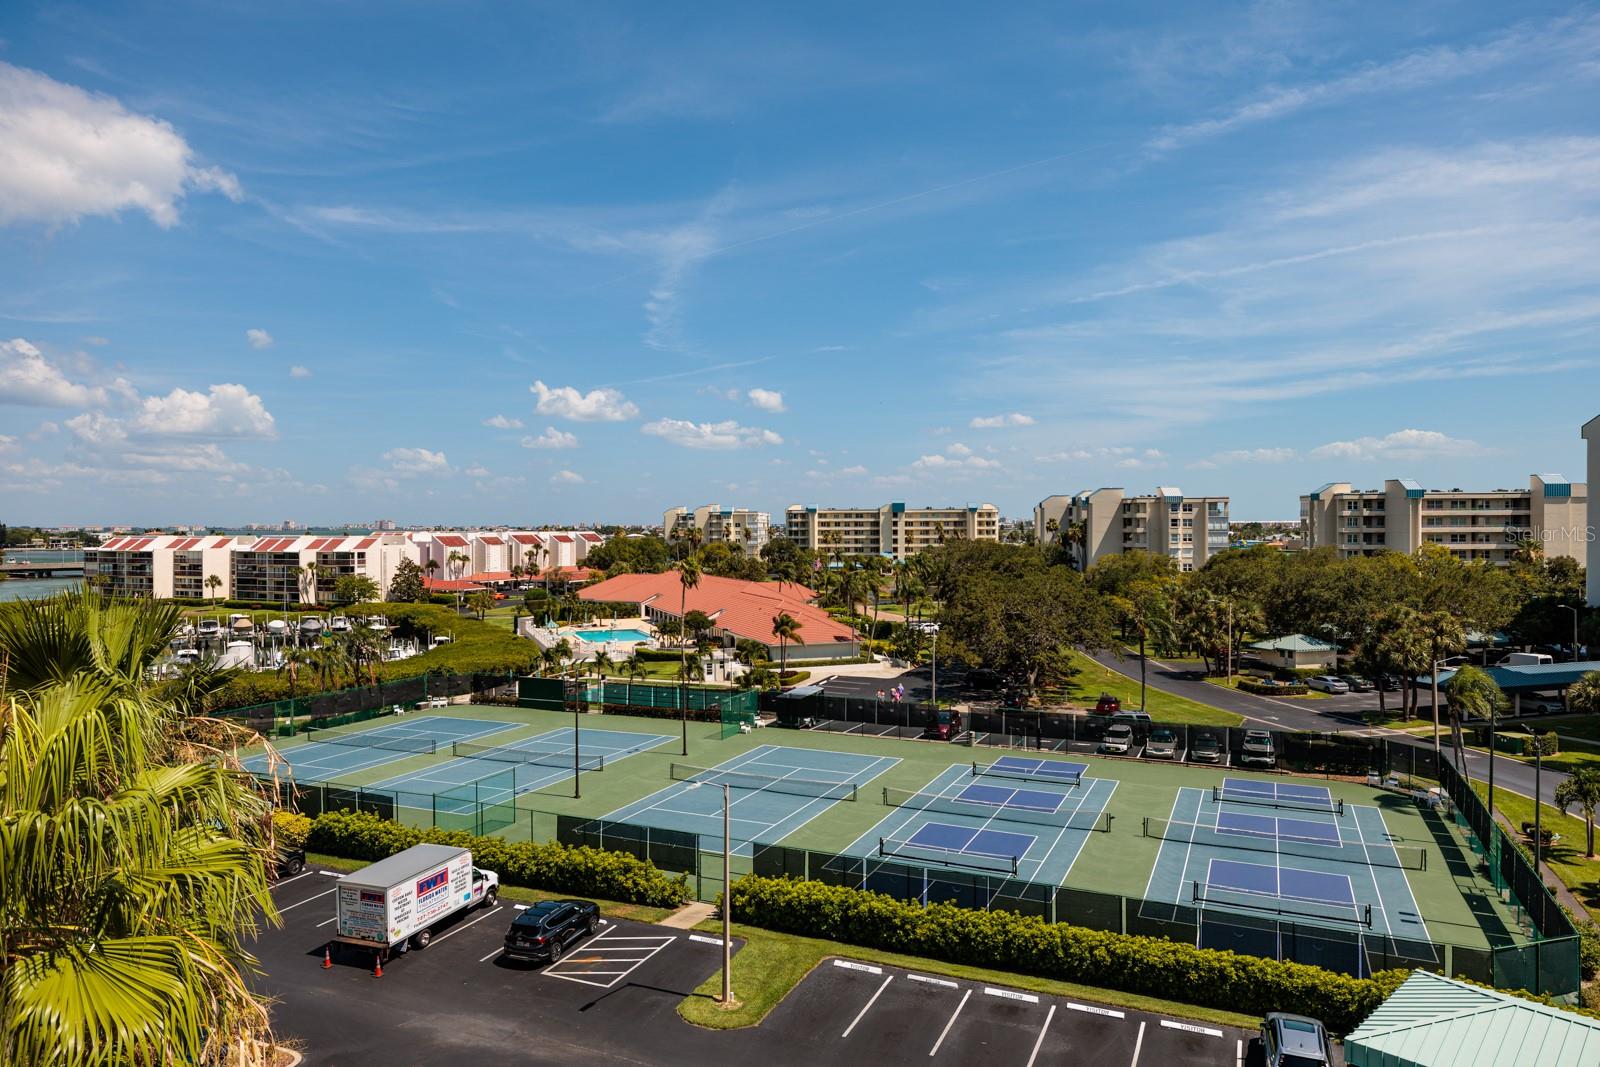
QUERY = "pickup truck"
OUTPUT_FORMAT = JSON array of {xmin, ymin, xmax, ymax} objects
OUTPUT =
[{"xmin": 332, "ymin": 844, "xmax": 499, "ymax": 960}]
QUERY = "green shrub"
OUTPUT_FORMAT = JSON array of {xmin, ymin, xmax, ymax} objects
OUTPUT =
[
  {"xmin": 730, "ymin": 875, "xmax": 1403, "ymax": 1035},
  {"xmin": 305, "ymin": 810, "xmax": 689, "ymax": 908},
  {"xmin": 1239, "ymin": 678, "xmax": 1309, "ymax": 696},
  {"xmin": 272, "ymin": 810, "xmax": 311, "ymax": 850}
]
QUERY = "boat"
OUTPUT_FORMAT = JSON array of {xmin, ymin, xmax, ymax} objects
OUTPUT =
[
  {"xmin": 329, "ymin": 615, "xmax": 352, "ymax": 633},
  {"xmin": 265, "ymin": 618, "xmax": 289, "ymax": 636},
  {"xmin": 196, "ymin": 618, "xmax": 223, "ymax": 639},
  {"xmin": 299, "ymin": 615, "xmax": 324, "ymax": 635},
  {"xmin": 367, "ymin": 614, "xmax": 390, "ymax": 632},
  {"xmin": 229, "ymin": 613, "xmax": 255, "ymax": 636},
  {"xmin": 216, "ymin": 641, "xmax": 255, "ymax": 669}
]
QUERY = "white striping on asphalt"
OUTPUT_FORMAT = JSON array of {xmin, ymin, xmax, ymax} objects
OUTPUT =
[
  {"xmin": 929, "ymin": 988, "xmax": 971, "ymax": 1056},
  {"xmin": 271, "ymin": 870, "xmax": 320, "ymax": 889},
  {"xmin": 983, "ymin": 987, "xmax": 1039, "ymax": 1003},
  {"xmin": 478, "ymin": 947, "xmax": 503, "ymax": 963},
  {"xmin": 1130, "ymin": 1020, "xmax": 1146, "ymax": 1067},
  {"xmin": 315, "ymin": 917, "xmax": 337, "ymax": 928},
  {"xmin": 426, "ymin": 906, "xmax": 503, "ymax": 946},
  {"xmin": 1160, "ymin": 1020, "xmax": 1223, "ymax": 1038},
  {"xmin": 1024, "ymin": 1003, "xmax": 1057, "ymax": 1067},
  {"xmin": 908, "ymin": 973, "xmax": 959, "ymax": 989},
  {"xmin": 832, "ymin": 959, "xmax": 882, "ymax": 974},
  {"xmin": 278, "ymin": 888, "xmax": 337, "ymax": 913},
  {"xmin": 1067, "ymin": 1002, "xmax": 1124, "ymax": 1018},
  {"xmin": 841, "ymin": 974, "xmax": 894, "ymax": 1039}
]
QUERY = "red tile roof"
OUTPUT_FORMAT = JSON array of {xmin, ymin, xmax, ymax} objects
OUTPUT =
[
  {"xmin": 211, "ymin": 537, "xmax": 233, "ymax": 549},
  {"xmin": 579, "ymin": 572, "xmax": 854, "ymax": 647},
  {"xmin": 436, "ymin": 534, "xmax": 469, "ymax": 548},
  {"xmin": 171, "ymin": 537, "xmax": 201, "ymax": 551},
  {"xmin": 355, "ymin": 537, "xmax": 377, "ymax": 550},
  {"xmin": 424, "ymin": 577, "xmax": 487, "ymax": 593},
  {"xmin": 510, "ymin": 533, "xmax": 543, "ymax": 545},
  {"xmin": 580, "ymin": 532, "xmax": 602, "ymax": 542},
  {"xmin": 479, "ymin": 535, "xmax": 503, "ymax": 546},
  {"xmin": 552, "ymin": 534, "xmax": 573, "ymax": 543},
  {"xmin": 467, "ymin": 570, "xmax": 513, "ymax": 582}
]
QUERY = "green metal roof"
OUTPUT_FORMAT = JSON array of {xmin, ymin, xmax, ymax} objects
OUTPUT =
[
  {"xmin": 1430, "ymin": 660, "xmax": 1600, "ymax": 693},
  {"xmin": 1346, "ymin": 971, "xmax": 1600, "ymax": 1067},
  {"xmin": 1246, "ymin": 633, "xmax": 1340, "ymax": 653}
]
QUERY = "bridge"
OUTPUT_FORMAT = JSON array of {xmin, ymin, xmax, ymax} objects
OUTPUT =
[{"xmin": 0, "ymin": 560, "xmax": 87, "ymax": 577}]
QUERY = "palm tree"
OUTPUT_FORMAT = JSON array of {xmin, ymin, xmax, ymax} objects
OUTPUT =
[
  {"xmin": 622, "ymin": 650, "xmax": 647, "ymax": 704},
  {"xmin": 467, "ymin": 589, "xmax": 495, "ymax": 619},
  {"xmin": 772, "ymin": 611, "xmax": 801, "ymax": 687},
  {"xmin": 1566, "ymin": 670, "xmax": 1600, "ymax": 714},
  {"xmin": 205, "ymin": 572, "xmax": 223, "ymax": 605},
  {"xmin": 0, "ymin": 593, "xmax": 279, "ymax": 1063},
  {"xmin": 1044, "ymin": 517, "xmax": 1059, "ymax": 542},
  {"xmin": 675, "ymin": 554, "xmax": 702, "ymax": 756},
  {"xmin": 592, "ymin": 649, "xmax": 615, "ymax": 680},
  {"xmin": 1556, "ymin": 767, "xmax": 1600, "ymax": 858},
  {"xmin": 1442, "ymin": 665, "xmax": 1503, "ymax": 778},
  {"xmin": 447, "ymin": 550, "xmax": 470, "ymax": 581},
  {"xmin": 1419, "ymin": 609, "xmax": 1467, "ymax": 754},
  {"xmin": 279, "ymin": 644, "xmax": 315, "ymax": 704},
  {"xmin": 424, "ymin": 557, "xmax": 441, "ymax": 593}
]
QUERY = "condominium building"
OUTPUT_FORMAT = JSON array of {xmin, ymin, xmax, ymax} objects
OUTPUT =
[
  {"xmin": 1299, "ymin": 475, "xmax": 1588, "ymax": 567},
  {"xmin": 1034, "ymin": 487, "xmax": 1231, "ymax": 572},
  {"xmin": 228, "ymin": 534, "xmax": 416, "ymax": 604},
  {"xmin": 1586, "ymin": 416, "xmax": 1600, "ymax": 606},
  {"xmin": 784, "ymin": 502, "xmax": 1001, "ymax": 560},
  {"xmin": 84, "ymin": 535, "xmax": 239, "ymax": 599},
  {"xmin": 663, "ymin": 505, "xmax": 772, "ymax": 554}
]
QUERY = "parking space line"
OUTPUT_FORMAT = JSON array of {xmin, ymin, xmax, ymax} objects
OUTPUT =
[
  {"xmin": 543, "ymin": 928, "xmax": 677, "ymax": 989},
  {"xmin": 840, "ymin": 974, "xmax": 894, "ymax": 1039},
  {"xmin": 279, "ymin": 888, "xmax": 337, "ymax": 913},
  {"xmin": 1130, "ymin": 1020, "xmax": 1146, "ymax": 1067},
  {"xmin": 1067, "ymin": 1001, "xmax": 1124, "ymax": 1018},
  {"xmin": 427, "ymin": 906, "xmax": 502, "ymax": 946},
  {"xmin": 983, "ymin": 987, "xmax": 1038, "ymax": 1003},
  {"xmin": 272, "ymin": 870, "xmax": 320, "ymax": 889},
  {"xmin": 1024, "ymin": 1003, "xmax": 1056, "ymax": 1067},
  {"xmin": 1159, "ymin": 1020, "xmax": 1223, "ymax": 1038},
  {"xmin": 929, "ymin": 988, "xmax": 971, "ymax": 1056},
  {"xmin": 478, "ymin": 947, "xmax": 502, "ymax": 964},
  {"xmin": 315, "ymin": 917, "xmax": 337, "ymax": 928},
  {"xmin": 1236, "ymin": 1038, "xmax": 1244, "ymax": 1067},
  {"xmin": 908, "ymin": 973, "xmax": 958, "ymax": 989},
  {"xmin": 832, "ymin": 959, "xmax": 882, "ymax": 975}
]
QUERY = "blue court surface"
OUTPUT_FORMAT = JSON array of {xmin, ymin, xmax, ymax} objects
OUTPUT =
[
  {"xmin": 241, "ymin": 715, "xmax": 520, "ymax": 783},
  {"xmin": 847, "ymin": 762, "xmax": 1117, "ymax": 884},
  {"xmin": 1144, "ymin": 786, "xmax": 1428, "ymax": 940},
  {"xmin": 602, "ymin": 744, "xmax": 899, "ymax": 857},
  {"xmin": 978, "ymin": 755, "xmax": 1086, "ymax": 786},
  {"xmin": 369, "ymin": 727, "xmax": 674, "ymax": 812}
]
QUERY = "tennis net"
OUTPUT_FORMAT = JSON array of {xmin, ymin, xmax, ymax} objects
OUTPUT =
[
  {"xmin": 670, "ymin": 763, "xmax": 858, "ymax": 801},
  {"xmin": 452, "ymin": 740, "xmax": 604, "ymax": 772},
  {"xmin": 303, "ymin": 728, "xmax": 437, "ymax": 754},
  {"xmin": 879, "ymin": 836, "xmax": 1020, "ymax": 875},
  {"xmin": 1193, "ymin": 879, "xmax": 1374, "ymax": 928},
  {"xmin": 1144, "ymin": 817, "xmax": 1426, "ymax": 870},
  {"xmin": 883, "ymin": 786, "xmax": 1113, "ymax": 832},
  {"xmin": 972, "ymin": 760, "xmax": 1083, "ymax": 787},
  {"xmin": 1213, "ymin": 785, "xmax": 1344, "ymax": 816}
]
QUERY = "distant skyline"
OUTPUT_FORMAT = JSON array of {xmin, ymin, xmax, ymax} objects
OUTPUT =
[{"xmin": 3, "ymin": 2, "xmax": 1599, "ymax": 525}]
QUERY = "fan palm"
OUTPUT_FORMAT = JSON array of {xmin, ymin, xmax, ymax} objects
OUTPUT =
[
  {"xmin": 1556, "ymin": 767, "xmax": 1600, "ymax": 858},
  {"xmin": 674, "ymin": 555, "xmax": 702, "ymax": 755},
  {"xmin": 771, "ymin": 612, "xmax": 801, "ymax": 686}
]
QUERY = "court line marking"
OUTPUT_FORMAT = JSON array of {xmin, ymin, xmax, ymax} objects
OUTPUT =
[
  {"xmin": 841, "ymin": 974, "xmax": 894, "ymax": 1038},
  {"xmin": 1024, "ymin": 1003, "xmax": 1057, "ymax": 1067},
  {"xmin": 929, "ymin": 988, "xmax": 971, "ymax": 1056}
]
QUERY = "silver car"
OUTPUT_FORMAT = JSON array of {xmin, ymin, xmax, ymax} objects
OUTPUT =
[
  {"xmin": 1099, "ymin": 724, "xmax": 1135, "ymax": 754},
  {"xmin": 1145, "ymin": 728, "xmax": 1178, "ymax": 760},
  {"xmin": 1306, "ymin": 675, "xmax": 1350, "ymax": 694}
]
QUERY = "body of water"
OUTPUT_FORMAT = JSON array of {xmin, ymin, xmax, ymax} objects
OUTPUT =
[
  {"xmin": 0, "ymin": 577, "xmax": 82, "ymax": 602},
  {"xmin": 2, "ymin": 548, "xmax": 86, "ymax": 563}
]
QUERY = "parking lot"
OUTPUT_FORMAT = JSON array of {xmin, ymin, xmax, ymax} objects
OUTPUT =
[{"xmin": 259, "ymin": 872, "xmax": 1262, "ymax": 1066}]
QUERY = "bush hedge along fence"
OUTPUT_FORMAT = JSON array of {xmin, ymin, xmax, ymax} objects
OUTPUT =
[
  {"xmin": 729, "ymin": 875, "xmax": 1407, "ymax": 1035},
  {"xmin": 301, "ymin": 810, "xmax": 690, "ymax": 908}
]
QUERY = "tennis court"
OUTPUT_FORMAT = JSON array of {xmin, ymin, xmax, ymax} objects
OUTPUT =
[
  {"xmin": 369, "ymin": 726, "xmax": 674, "ymax": 810},
  {"xmin": 843, "ymin": 757, "xmax": 1117, "ymax": 884},
  {"xmin": 1141, "ymin": 784, "xmax": 1431, "ymax": 968},
  {"xmin": 601, "ymin": 744, "xmax": 899, "ymax": 857},
  {"xmin": 240, "ymin": 715, "xmax": 519, "ymax": 782}
]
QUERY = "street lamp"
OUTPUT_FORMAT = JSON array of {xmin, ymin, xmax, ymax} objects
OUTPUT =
[
  {"xmin": 684, "ymin": 781, "xmax": 732, "ymax": 1004},
  {"xmin": 1429, "ymin": 658, "xmax": 1452, "ymax": 759},
  {"xmin": 1558, "ymin": 604, "xmax": 1580, "ymax": 663}
]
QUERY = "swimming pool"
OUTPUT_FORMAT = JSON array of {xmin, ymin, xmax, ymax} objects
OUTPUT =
[{"xmin": 573, "ymin": 628, "xmax": 653, "ymax": 644}]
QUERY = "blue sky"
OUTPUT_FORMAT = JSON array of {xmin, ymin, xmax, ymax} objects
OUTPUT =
[{"xmin": 3, "ymin": 1, "xmax": 1599, "ymax": 526}]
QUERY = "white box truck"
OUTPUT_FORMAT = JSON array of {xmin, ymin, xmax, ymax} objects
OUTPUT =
[
  {"xmin": 1500, "ymin": 652, "xmax": 1553, "ymax": 666},
  {"xmin": 332, "ymin": 844, "xmax": 498, "ymax": 958}
]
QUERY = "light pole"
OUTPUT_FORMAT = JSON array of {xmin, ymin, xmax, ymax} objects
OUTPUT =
[
  {"xmin": 1534, "ymin": 733, "xmax": 1544, "ymax": 877},
  {"xmin": 1430, "ymin": 658, "xmax": 1449, "ymax": 759},
  {"xmin": 1559, "ymin": 604, "xmax": 1580, "ymax": 663},
  {"xmin": 685, "ymin": 780, "xmax": 733, "ymax": 1004}
]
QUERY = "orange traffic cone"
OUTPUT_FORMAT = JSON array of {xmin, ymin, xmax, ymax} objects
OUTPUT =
[
  {"xmin": 373, "ymin": 953, "xmax": 383, "ymax": 978},
  {"xmin": 322, "ymin": 946, "xmax": 332, "ymax": 969}
]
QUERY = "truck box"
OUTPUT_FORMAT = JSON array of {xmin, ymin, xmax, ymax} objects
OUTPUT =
[
  {"xmin": 333, "ymin": 844, "xmax": 496, "ymax": 951},
  {"xmin": 1500, "ymin": 652, "xmax": 1553, "ymax": 666}
]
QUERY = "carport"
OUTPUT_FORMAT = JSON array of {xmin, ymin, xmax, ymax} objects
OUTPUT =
[
  {"xmin": 1344, "ymin": 970, "xmax": 1600, "ymax": 1066},
  {"xmin": 1430, "ymin": 660, "xmax": 1600, "ymax": 714}
]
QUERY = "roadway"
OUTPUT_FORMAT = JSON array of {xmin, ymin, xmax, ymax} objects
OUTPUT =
[{"xmin": 1085, "ymin": 648, "xmax": 1568, "ymax": 809}]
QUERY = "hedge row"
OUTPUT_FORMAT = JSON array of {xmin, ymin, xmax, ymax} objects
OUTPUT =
[
  {"xmin": 301, "ymin": 809, "xmax": 690, "ymax": 908},
  {"xmin": 729, "ymin": 875, "xmax": 1405, "ymax": 1035},
  {"xmin": 1238, "ymin": 679, "xmax": 1309, "ymax": 696}
]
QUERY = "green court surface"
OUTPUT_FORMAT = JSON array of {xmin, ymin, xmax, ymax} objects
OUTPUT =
[{"xmin": 256, "ymin": 703, "xmax": 1527, "ymax": 959}]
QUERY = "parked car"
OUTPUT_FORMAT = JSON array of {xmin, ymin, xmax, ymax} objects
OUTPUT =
[
  {"xmin": 1376, "ymin": 674, "xmax": 1403, "ymax": 692},
  {"xmin": 1260, "ymin": 1012, "xmax": 1332, "ymax": 1067},
  {"xmin": 1515, "ymin": 695, "xmax": 1565, "ymax": 715},
  {"xmin": 502, "ymin": 899, "xmax": 600, "ymax": 964},
  {"xmin": 1111, "ymin": 709, "xmax": 1152, "ymax": 725},
  {"xmin": 1190, "ymin": 733, "xmax": 1223, "ymax": 763},
  {"xmin": 1306, "ymin": 676, "xmax": 1350, "ymax": 694},
  {"xmin": 1093, "ymin": 693, "xmax": 1121, "ymax": 715},
  {"xmin": 274, "ymin": 846, "xmax": 306, "ymax": 879},
  {"xmin": 1240, "ymin": 729, "xmax": 1277, "ymax": 767},
  {"xmin": 1099, "ymin": 723, "xmax": 1135, "ymax": 754},
  {"xmin": 1145, "ymin": 727, "xmax": 1178, "ymax": 760},
  {"xmin": 1338, "ymin": 675, "xmax": 1374, "ymax": 693}
]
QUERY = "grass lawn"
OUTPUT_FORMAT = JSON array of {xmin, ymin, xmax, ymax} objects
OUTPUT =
[
  {"xmin": 304, "ymin": 852, "xmax": 676, "ymax": 923},
  {"xmin": 1461, "ymin": 731, "xmax": 1600, "ymax": 776},
  {"xmin": 1053, "ymin": 649, "xmax": 1243, "ymax": 725},
  {"xmin": 1466, "ymin": 787, "xmax": 1600, "ymax": 913},
  {"xmin": 676, "ymin": 921, "xmax": 1261, "ymax": 1032}
]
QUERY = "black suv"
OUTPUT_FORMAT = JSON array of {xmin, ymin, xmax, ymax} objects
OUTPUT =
[{"xmin": 502, "ymin": 899, "xmax": 600, "ymax": 964}]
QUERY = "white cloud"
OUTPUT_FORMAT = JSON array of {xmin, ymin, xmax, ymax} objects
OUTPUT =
[
  {"xmin": 520, "ymin": 426, "xmax": 578, "ymax": 450},
  {"xmin": 381, "ymin": 447, "xmax": 449, "ymax": 473},
  {"xmin": 745, "ymin": 387, "xmax": 786, "ymax": 413},
  {"xmin": 550, "ymin": 469, "xmax": 585, "ymax": 485},
  {"xmin": 246, "ymin": 328, "xmax": 273, "ymax": 349},
  {"xmin": 483, "ymin": 414, "xmax": 523, "ymax": 429},
  {"xmin": 531, "ymin": 380, "xmax": 639, "ymax": 421},
  {"xmin": 1037, "ymin": 446, "xmax": 1168, "ymax": 470},
  {"xmin": 463, "ymin": 464, "xmax": 491, "ymax": 478},
  {"xmin": 134, "ymin": 384, "xmax": 277, "ymax": 438},
  {"xmin": 911, "ymin": 452, "xmax": 1002, "ymax": 471},
  {"xmin": 947, "ymin": 442, "xmax": 973, "ymax": 457},
  {"xmin": 0, "ymin": 434, "xmax": 17, "ymax": 452},
  {"xmin": 289, "ymin": 365, "xmax": 312, "ymax": 379},
  {"xmin": 969, "ymin": 412, "xmax": 1035, "ymax": 429},
  {"xmin": 0, "ymin": 62, "xmax": 242, "ymax": 227},
  {"xmin": 0, "ymin": 337, "xmax": 107, "ymax": 406},
  {"xmin": 1196, "ymin": 447, "xmax": 1299, "ymax": 467},
  {"xmin": 1308, "ymin": 429, "xmax": 1486, "ymax": 462},
  {"xmin": 641, "ymin": 418, "xmax": 783, "ymax": 450}
]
